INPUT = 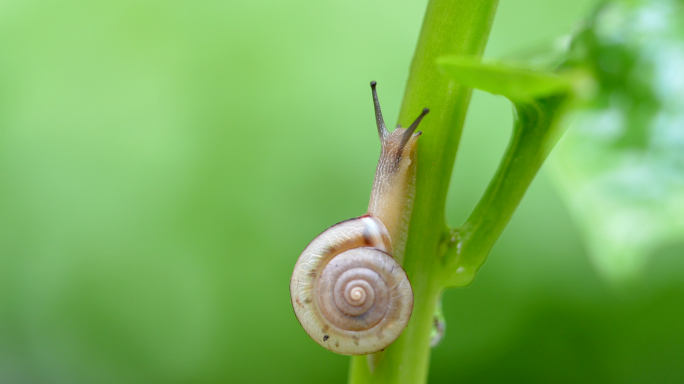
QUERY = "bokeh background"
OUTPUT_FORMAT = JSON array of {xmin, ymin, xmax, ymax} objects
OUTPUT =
[{"xmin": 1, "ymin": 0, "xmax": 683, "ymax": 383}]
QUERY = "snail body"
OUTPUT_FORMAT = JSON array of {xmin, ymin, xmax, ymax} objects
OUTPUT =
[{"xmin": 290, "ymin": 81, "xmax": 429, "ymax": 355}]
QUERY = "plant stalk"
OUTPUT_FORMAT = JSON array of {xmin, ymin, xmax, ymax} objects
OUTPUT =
[
  {"xmin": 446, "ymin": 96, "xmax": 571, "ymax": 287},
  {"xmin": 349, "ymin": 0, "xmax": 499, "ymax": 382}
]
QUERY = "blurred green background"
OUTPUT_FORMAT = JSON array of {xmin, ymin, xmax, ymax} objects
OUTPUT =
[{"xmin": 1, "ymin": 0, "xmax": 684, "ymax": 383}]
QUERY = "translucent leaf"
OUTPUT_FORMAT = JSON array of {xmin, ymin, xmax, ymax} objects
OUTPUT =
[
  {"xmin": 549, "ymin": 0, "xmax": 684, "ymax": 283},
  {"xmin": 499, "ymin": 34, "xmax": 573, "ymax": 71},
  {"xmin": 436, "ymin": 56, "xmax": 571, "ymax": 101}
]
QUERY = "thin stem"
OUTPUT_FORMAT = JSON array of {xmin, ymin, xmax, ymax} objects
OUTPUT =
[
  {"xmin": 349, "ymin": 0, "xmax": 499, "ymax": 383},
  {"xmin": 444, "ymin": 95, "xmax": 570, "ymax": 287}
]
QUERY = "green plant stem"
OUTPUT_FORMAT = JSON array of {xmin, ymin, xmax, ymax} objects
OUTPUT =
[
  {"xmin": 349, "ymin": 0, "xmax": 499, "ymax": 383},
  {"xmin": 445, "ymin": 96, "xmax": 570, "ymax": 287}
]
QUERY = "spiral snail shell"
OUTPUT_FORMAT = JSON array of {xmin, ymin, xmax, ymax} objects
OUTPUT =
[{"xmin": 290, "ymin": 81, "xmax": 429, "ymax": 355}]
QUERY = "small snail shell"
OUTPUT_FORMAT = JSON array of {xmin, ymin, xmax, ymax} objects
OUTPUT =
[{"xmin": 290, "ymin": 81, "xmax": 429, "ymax": 355}]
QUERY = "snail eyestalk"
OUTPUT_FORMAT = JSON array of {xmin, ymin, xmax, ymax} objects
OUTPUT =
[
  {"xmin": 399, "ymin": 108, "xmax": 429, "ymax": 150},
  {"xmin": 370, "ymin": 81, "xmax": 389, "ymax": 140}
]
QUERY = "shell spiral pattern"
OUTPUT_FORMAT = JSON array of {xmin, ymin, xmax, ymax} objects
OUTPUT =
[{"xmin": 290, "ymin": 216, "xmax": 414, "ymax": 355}]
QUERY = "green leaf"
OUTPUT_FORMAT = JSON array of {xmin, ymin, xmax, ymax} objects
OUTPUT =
[
  {"xmin": 436, "ymin": 56, "xmax": 571, "ymax": 101},
  {"xmin": 549, "ymin": 0, "xmax": 684, "ymax": 283}
]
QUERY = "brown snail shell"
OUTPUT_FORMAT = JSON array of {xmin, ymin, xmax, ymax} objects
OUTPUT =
[{"xmin": 290, "ymin": 216, "xmax": 413, "ymax": 355}]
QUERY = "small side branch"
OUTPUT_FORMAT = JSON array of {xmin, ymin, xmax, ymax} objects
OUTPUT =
[{"xmin": 444, "ymin": 95, "xmax": 570, "ymax": 287}]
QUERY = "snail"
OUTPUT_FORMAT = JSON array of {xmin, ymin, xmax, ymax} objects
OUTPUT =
[{"xmin": 290, "ymin": 81, "xmax": 429, "ymax": 355}]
